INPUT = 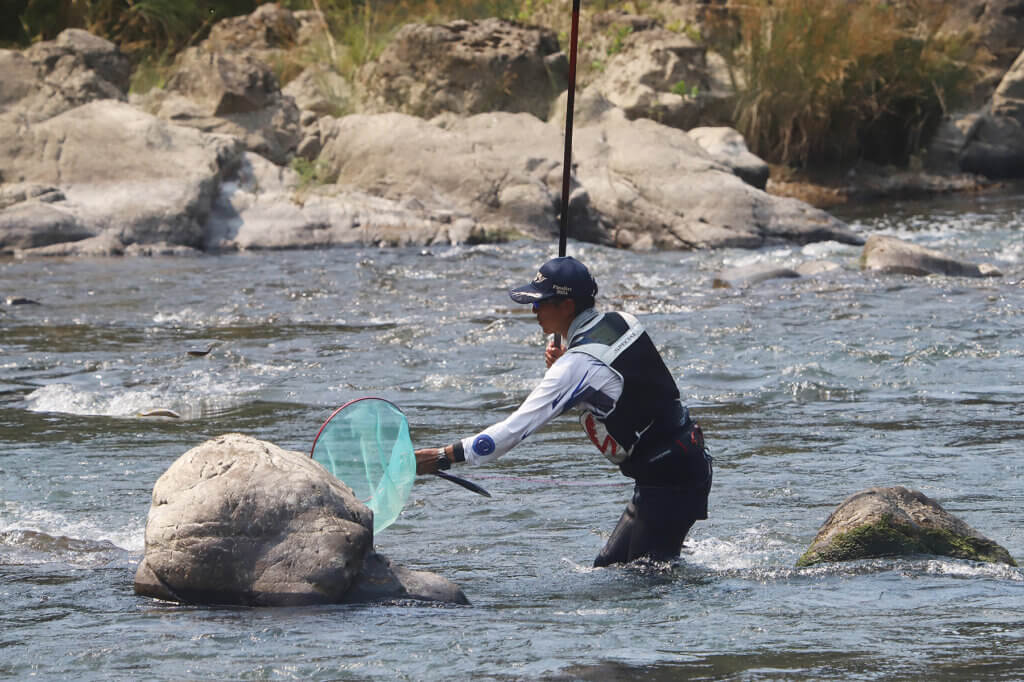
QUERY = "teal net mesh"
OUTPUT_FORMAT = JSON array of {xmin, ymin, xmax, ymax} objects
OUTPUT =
[{"xmin": 311, "ymin": 399, "xmax": 416, "ymax": 535}]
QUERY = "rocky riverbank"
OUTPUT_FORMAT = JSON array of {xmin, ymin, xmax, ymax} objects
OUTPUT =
[{"xmin": 1, "ymin": 3, "xmax": 1022, "ymax": 258}]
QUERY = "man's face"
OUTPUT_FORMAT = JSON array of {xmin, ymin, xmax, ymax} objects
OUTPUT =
[{"xmin": 533, "ymin": 297, "xmax": 575, "ymax": 335}]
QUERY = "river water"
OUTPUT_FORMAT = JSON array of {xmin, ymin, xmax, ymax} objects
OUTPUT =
[{"xmin": 1, "ymin": 189, "xmax": 1022, "ymax": 680}]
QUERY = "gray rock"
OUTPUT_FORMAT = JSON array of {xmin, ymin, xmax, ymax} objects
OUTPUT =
[
  {"xmin": 135, "ymin": 433, "xmax": 374, "ymax": 606},
  {"xmin": 797, "ymin": 486, "xmax": 1016, "ymax": 567},
  {"xmin": 992, "ymin": 49, "xmax": 1024, "ymax": 123},
  {"xmin": 1, "ymin": 29, "xmax": 131, "ymax": 124},
  {"xmin": 959, "ymin": 125, "xmax": 1024, "ymax": 179},
  {"xmin": 165, "ymin": 48, "xmax": 279, "ymax": 116},
  {"xmin": 283, "ymin": 65, "xmax": 353, "ymax": 118},
  {"xmin": 0, "ymin": 50, "xmax": 43, "ymax": 113},
  {"xmin": 204, "ymin": 152, "xmax": 475, "ymax": 251},
  {"xmin": 794, "ymin": 260, "xmax": 842, "ymax": 277},
  {"xmin": 861, "ymin": 235, "xmax": 1003, "ymax": 277},
  {"xmin": 688, "ymin": 126, "xmax": 770, "ymax": 189},
  {"xmin": 146, "ymin": 48, "xmax": 301, "ymax": 165},
  {"xmin": 343, "ymin": 551, "xmax": 469, "ymax": 605},
  {"xmin": 319, "ymin": 112, "xmax": 569, "ymax": 241},
  {"xmin": 317, "ymin": 111, "xmax": 861, "ymax": 250},
  {"xmin": 205, "ymin": 3, "xmax": 300, "ymax": 55},
  {"xmin": 712, "ymin": 264, "xmax": 800, "ymax": 288},
  {"xmin": 358, "ymin": 19, "xmax": 566, "ymax": 120},
  {"xmin": 959, "ymin": 50, "xmax": 1024, "ymax": 179},
  {"xmin": 0, "ymin": 184, "xmax": 66, "ymax": 208},
  {"xmin": 574, "ymin": 116, "xmax": 861, "ymax": 249},
  {"xmin": 135, "ymin": 433, "xmax": 466, "ymax": 606},
  {"xmin": 0, "ymin": 200, "xmax": 90, "ymax": 251},
  {"xmin": 20, "ymin": 231, "xmax": 125, "ymax": 258},
  {"xmin": 549, "ymin": 86, "xmax": 621, "ymax": 128},
  {"xmin": 588, "ymin": 27, "xmax": 710, "ymax": 130},
  {"xmin": 0, "ymin": 100, "xmax": 243, "ymax": 252}
]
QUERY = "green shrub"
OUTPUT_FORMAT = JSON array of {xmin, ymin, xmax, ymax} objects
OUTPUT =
[
  {"xmin": 710, "ymin": 0, "xmax": 978, "ymax": 168},
  {"xmin": 671, "ymin": 80, "xmax": 698, "ymax": 98}
]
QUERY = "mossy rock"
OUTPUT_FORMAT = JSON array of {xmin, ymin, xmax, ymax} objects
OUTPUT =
[{"xmin": 797, "ymin": 486, "xmax": 1016, "ymax": 568}]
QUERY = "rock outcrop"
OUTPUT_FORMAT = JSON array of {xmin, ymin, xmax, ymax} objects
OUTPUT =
[
  {"xmin": 798, "ymin": 486, "xmax": 1016, "ymax": 567},
  {"xmin": 136, "ymin": 47, "xmax": 301, "ymax": 166},
  {"xmin": 204, "ymin": 151, "xmax": 480, "ymax": 251},
  {"xmin": 958, "ymin": 49, "xmax": 1024, "ymax": 179},
  {"xmin": 0, "ymin": 11, "xmax": 912, "ymax": 256},
  {"xmin": 1, "ymin": 100, "xmax": 243, "ymax": 253},
  {"xmin": 0, "ymin": 29, "xmax": 130, "ymax": 125},
  {"xmin": 134, "ymin": 433, "xmax": 467, "ymax": 606},
  {"xmin": 357, "ymin": 18, "xmax": 568, "ymax": 120},
  {"xmin": 584, "ymin": 25, "xmax": 732, "ymax": 131},
  {"xmin": 317, "ymin": 110, "xmax": 863, "ymax": 250},
  {"xmin": 689, "ymin": 126, "xmax": 770, "ymax": 189}
]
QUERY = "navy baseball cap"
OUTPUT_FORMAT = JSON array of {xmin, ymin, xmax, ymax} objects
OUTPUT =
[{"xmin": 509, "ymin": 257, "xmax": 598, "ymax": 304}]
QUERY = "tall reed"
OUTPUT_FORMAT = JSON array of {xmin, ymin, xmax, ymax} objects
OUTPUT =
[{"xmin": 710, "ymin": 0, "xmax": 976, "ymax": 167}]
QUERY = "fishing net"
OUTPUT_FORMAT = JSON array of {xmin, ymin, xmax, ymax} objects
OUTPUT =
[{"xmin": 311, "ymin": 398, "xmax": 417, "ymax": 535}]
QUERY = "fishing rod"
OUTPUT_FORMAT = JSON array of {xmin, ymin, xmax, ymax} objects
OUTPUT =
[{"xmin": 554, "ymin": 0, "xmax": 581, "ymax": 349}]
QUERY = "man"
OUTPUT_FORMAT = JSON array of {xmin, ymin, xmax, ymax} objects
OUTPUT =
[{"xmin": 415, "ymin": 256, "xmax": 712, "ymax": 566}]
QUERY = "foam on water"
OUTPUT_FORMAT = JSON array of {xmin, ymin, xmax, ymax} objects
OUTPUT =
[
  {"xmin": 921, "ymin": 558, "xmax": 1024, "ymax": 582},
  {"xmin": 22, "ymin": 370, "xmax": 265, "ymax": 419}
]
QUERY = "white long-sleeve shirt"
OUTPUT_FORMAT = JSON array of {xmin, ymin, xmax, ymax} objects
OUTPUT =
[{"xmin": 458, "ymin": 310, "xmax": 623, "ymax": 465}]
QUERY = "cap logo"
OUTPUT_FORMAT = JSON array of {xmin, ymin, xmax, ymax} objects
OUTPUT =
[
  {"xmin": 532, "ymin": 272, "xmax": 547, "ymax": 284},
  {"xmin": 553, "ymin": 284, "xmax": 572, "ymax": 296}
]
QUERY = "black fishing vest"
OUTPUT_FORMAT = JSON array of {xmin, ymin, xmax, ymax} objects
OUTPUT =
[{"xmin": 567, "ymin": 311, "xmax": 680, "ymax": 464}]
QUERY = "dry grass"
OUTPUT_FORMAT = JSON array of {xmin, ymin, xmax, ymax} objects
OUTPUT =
[{"xmin": 710, "ymin": 0, "xmax": 978, "ymax": 167}]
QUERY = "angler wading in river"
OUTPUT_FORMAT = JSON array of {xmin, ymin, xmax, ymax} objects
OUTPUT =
[{"xmin": 415, "ymin": 256, "xmax": 713, "ymax": 566}]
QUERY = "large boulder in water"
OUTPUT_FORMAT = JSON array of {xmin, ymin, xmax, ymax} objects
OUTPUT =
[
  {"xmin": 797, "ymin": 486, "xmax": 1016, "ymax": 568},
  {"xmin": 861, "ymin": 235, "xmax": 1003, "ymax": 277},
  {"xmin": 135, "ymin": 433, "xmax": 372, "ymax": 606},
  {"xmin": 134, "ymin": 433, "xmax": 466, "ymax": 606}
]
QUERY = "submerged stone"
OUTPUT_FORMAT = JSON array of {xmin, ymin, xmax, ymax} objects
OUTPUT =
[
  {"xmin": 798, "ymin": 486, "xmax": 1016, "ymax": 568},
  {"xmin": 861, "ymin": 235, "xmax": 1003, "ymax": 278}
]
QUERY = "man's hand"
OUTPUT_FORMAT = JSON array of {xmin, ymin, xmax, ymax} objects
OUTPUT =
[
  {"xmin": 545, "ymin": 340, "xmax": 566, "ymax": 368},
  {"xmin": 414, "ymin": 448, "xmax": 443, "ymax": 475}
]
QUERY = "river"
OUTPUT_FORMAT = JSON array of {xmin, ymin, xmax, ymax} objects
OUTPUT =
[{"xmin": 1, "ymin": 188, "xmax": 1022, "ymax": 680}]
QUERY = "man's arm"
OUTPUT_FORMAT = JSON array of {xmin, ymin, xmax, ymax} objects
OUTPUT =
[{"xmin": 415, "ymin": 353, "xmax": 614, "ymax": 473}]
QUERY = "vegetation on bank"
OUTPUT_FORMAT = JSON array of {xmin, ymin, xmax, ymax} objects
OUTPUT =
[
  {"xmin": 707, "ymin": 0, "xmax": 978, "ymax": 168},
  {"xmin": 5, "ymin": 0, "xmax": 984, "ymax": 170}
]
